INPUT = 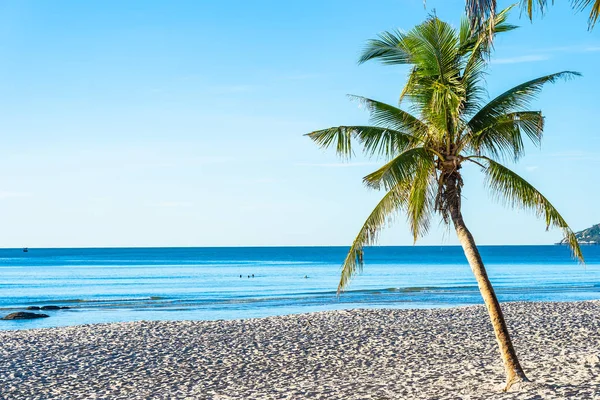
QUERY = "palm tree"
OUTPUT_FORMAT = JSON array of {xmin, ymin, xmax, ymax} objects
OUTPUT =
[
  {"xmin": 306, "ymin": 7, "xmax": 583, "ymax": 391},
  {"xmin": 463, "ymin": 0, "xmax": 599, "ymax": 29}
]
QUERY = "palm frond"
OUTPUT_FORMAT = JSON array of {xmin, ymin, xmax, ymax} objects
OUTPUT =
[
  {"xmin": 337, "ymin": 182, "xmax": 411, "ymax": 292},
  {"xmin": 573, "ymin": 0, "xmax": 600, "ymax": 28},
  {"xmin": 406, "ymin": 160, "xmax": 437, "ymax": 241},
  {"xmin": 459, "ymin": 17, "xmax": 472, "ymax": 50},
  {"xmin": 521, "ymin": 0, "xmax": 548, "ymax": 20},
  {"xmin": 481, "ymin": 157, "xmax": 584, "ymax": 262},
  {"xmin": 460, "ymin": 5, "xmax": 517, "ymax": 57},
  {"xmin": 460, "ymin": 5, "xmax": 518, "ymax": 97},
  {"xmin": 412, "ymin": 17, "xmax": 460, "ymax": 81},
  {"xmin": 466, "ymin": 111, "xmax": 544, "ymax": 161},
  {"xmin": 305, "ymin": 126, "xmax": 419, "ymax": 159},
  {"xmin": 465, "ymin": 0, "xmax": 497, "ymax": 28},
  {"xmin": 461, "ymin": 56, "xmax": 488, "ymax": 118},
  {"xmin": 405, "ymin": 17, "xmax": 466, "ymax": 137},
  {"xmin": 363, "ymin": 147, "xmax": 434, "ymax": 191},
  {"xmin": 520, "ymin": 0, "xmax": 598, "ymax": 29},
  {"xmin": 399, "ymin": 66, "xmax": 418, "ymax": 105},
  {"xmin": 348, "ymin": 95, "xmax": 429, "ymax": 138},
  {"xmin": 467, "ymin": 72, "xmax": 581, "ymax": 136},
  {"xmin": 305, "ymin": 126, "xmax": 353, "ymax": 159},
  {"xmin": 358, "ymin": 29, "xmax": 411, "ymax": 65}
]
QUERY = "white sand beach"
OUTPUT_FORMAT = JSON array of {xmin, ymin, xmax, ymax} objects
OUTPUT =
[{"xmin": 1, "ymin": 301, "xmax": 599, "ymax": 399}]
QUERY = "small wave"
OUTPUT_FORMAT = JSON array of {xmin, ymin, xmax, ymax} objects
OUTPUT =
[
  {"xmin": 27, "ymin": 296, "xmax": 169, "ymax": 304},
  {"xmin": 336, "ymin": 286, "xmax": 478, "ymax": 295},
  {"xmin": 191, "ymin": 260, "xmax": 322, "ymax": 266}
]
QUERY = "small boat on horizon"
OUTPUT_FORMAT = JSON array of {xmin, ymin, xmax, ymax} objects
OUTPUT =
[{"xmin": 23, "ymin": 247, "xmax": 28, "ymax": 253}]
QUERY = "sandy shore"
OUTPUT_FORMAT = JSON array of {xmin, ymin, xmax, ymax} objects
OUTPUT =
[{"xmin": 0, "ymin": 301, "xmax": 599, "ymax": 399}]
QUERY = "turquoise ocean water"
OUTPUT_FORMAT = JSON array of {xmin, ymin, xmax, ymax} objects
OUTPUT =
[{"xmin": 1, "ymin": 246, "xmax": 599, "ymax": 330}]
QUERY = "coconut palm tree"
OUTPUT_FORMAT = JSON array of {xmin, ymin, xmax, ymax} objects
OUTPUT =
[
  {"xmin": 306, "ymin": 7, "xmax": 583, "ymax": 391},
  {"xmin": 464, "ymin": 0, "xmax": 599, "ymax": 29}
]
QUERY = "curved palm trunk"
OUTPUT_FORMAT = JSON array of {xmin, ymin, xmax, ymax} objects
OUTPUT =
[{"xmin": 448, "ymin": 196, "xmax": 528, "ymax": 391}]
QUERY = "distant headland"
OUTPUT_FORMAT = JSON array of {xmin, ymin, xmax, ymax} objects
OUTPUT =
[{"xmin": 558, "ymin": 223, "xmax": 600, "ymax": 245}]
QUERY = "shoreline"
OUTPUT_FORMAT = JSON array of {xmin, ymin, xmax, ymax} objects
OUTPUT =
[
  {"xmin": 1, "ymin": 298, "xmax": 599, "ymax": 332},
  {"xmin": 1, "ymin": 301, "xmax": 599, "ymax": 399}
]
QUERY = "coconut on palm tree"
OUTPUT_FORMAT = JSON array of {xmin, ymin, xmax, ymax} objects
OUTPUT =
[
  {"xmin": 463, "ymin": 0, "xmax": 599, "ymax": 29},
  {"xmin": 306, "ymin": 7, "xmax": 583, "ymax": 391}
]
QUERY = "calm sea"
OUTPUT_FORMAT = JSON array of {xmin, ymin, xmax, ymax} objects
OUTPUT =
[{"xmin": 0, "ymin": 246, "xmax": 599, "ymax": 330}]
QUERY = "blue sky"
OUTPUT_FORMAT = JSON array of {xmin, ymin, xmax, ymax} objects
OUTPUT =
[{"xmin": 0, "ymin": 0, "xmax": 598, "ymax": 247}]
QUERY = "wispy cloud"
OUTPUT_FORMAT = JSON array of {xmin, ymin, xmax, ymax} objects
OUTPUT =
[
  {"xmin": 0, "ymin": 191, "xmax": 31, "ymax": 200},
  {"xmin": 280, "ymin": 73, "xmax": 322, "ymax": 81},
  {"xmin": 195, "ymin": 156, "xmax": 232, "ymax": 165},
  {"xmin": 154, "ymin": 201, "xmax": 193, "ymax": 208},
  {"xmin": 126, "ymin": 156, "xmax": 231, "ymax": 170},
  {"xmin": 296, "ymin": 162, "xmax": 379, "ymax": 168},
  {"xmin": 128, "ymin": 162, "xmax": 177, "ymax": 169},
  {"xmin": 492, "ymin": 43, "xmax": 600, "ymax": 65},
  {"xmin": 249, "ymin": 178, "xmax": 278, "ymax": 184},
  {"xmin": 525, "ymin": 165, "xmax": 539, "ymax": 172},
  {"xmin": 492, "ymin": 54, "xmax": 550, "ymax": 64},
  {"xmin": 210, "ymin": 84, "xmax": 259, "ymax": 94},
  {"xmin": 496, "ymin": 43, "xmax": 600, "ymax": 62},
  {"xmin": 546, "ymin": 150, "xmax": 599, "ymax": 161}
]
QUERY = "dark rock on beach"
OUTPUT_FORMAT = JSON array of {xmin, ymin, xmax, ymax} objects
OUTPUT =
[
  {"xmin": 26, "ymin": 306, "xmax": 69, "ymax": 311},
  {"xmin": 2, "ymin": 312, "xmax": 49, "ymax": 320}
]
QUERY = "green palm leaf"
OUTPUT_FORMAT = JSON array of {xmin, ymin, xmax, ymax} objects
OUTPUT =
[
  {"xmin": 573, "ymin": 0, "xmax": 600, "ymax": 28},
  {"xmin": 348, "ymin": 95, "xmax": 428, "ymax": 138},
  {"xmin": 467, "ymin": 72, "xmax": 580, "ymax": 137},
  {"xmin": 362, "ymin": 147, "xmax": 434, "ymax": 191},
  {"xmin": 460, "ymin": 6, "xmax": 517, "ymax": 116},
  {"xmin": 466, "ymin": 111, "xmax": 544, "ymax": 161},
  {"xmin": 481, "ymin": 157, "xmax": 584, "ymax": 262},
  {"xmin": 460, "ymin": 5, "xmax": 517, "ymax": 57},
  {"xmin": 524, "ymin": 0, "xmax": 600, "ymax": 28},
  {"xmin": 338, "ymin": 182, "xmax": 411, "ymax": 292},
  {"xmin": 406, "ymin": 160, "xmax": 437, "ymax": 241},
  {"xmin": 463, "ymin": 0, "xmax": 600, "ymax": 29},
  {"xmin": 411, "ymin": 17, "xmax": 460, "ymax": 81},
  {"xmin": 358, "ymin": 29, "xmax": 411, "ymax": 65},
  {"xmin": 305, "ymin": 126, "xmax": 419, "ymax": 159}
]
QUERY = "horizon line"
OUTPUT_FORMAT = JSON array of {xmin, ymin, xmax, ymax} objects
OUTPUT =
[{"xmin": 0, "ymin": 244, "xmax": 573, "ymax": 250}]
